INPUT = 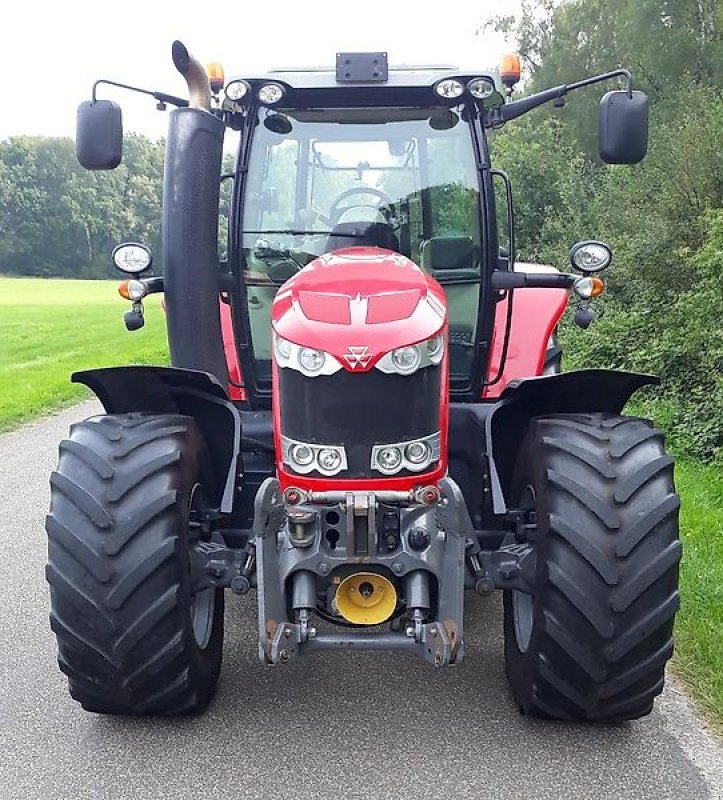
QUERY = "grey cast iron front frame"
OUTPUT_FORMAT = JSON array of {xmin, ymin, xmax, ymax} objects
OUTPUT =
[{"xmin": 252, "ymin": 476, "xmax": 468, "ymax": 667}]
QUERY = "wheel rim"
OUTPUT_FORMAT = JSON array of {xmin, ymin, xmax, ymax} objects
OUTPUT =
[
  {"xmin": 512, "ymin": 590, "xmax": 534, "ymax": 653},
  {"xmin": 188, "ymin": 483, "xmax": 215, "ymax": 650},
  {"xmin": 512, "ymin": 484, "xmax": 536, "ymax": 653},
  {"xmin": 191, "ymin": 586, "xmax": 215, "ymax": 650}
]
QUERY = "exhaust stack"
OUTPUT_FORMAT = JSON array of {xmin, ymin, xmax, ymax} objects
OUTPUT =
[
  {"xmin": 162, "ymin": 41, "xmax": 228, "ymax": 387},
  {"xmin": 171, "ymin": 40, "xmax": 212, "ymax": 111}
]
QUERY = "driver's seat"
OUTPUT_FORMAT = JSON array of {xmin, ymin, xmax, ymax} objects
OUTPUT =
[{"xmin": 325, "ymin": 221, "xmax": 400, "ymax": 254}]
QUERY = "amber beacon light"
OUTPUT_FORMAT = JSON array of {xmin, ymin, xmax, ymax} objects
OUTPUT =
[
  {"xmin": 206, "ymin": 62, "xmax": 225, "ymax": 94},
  {"xmin": 500, "ymin": 53, "xmax": 522, "ymax": 90}
]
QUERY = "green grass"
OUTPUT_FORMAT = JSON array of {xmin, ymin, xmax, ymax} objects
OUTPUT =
[
  {"xmin": 673, "ymin": 460, "xmax": 723, "ymax": 733},
  {"xmin": 0, "ymin": 276, "xmax": 167, "ymax": 430},
  {"xmin": 0, "ymin": 277, "xmax": 721, "ymax": 730}
]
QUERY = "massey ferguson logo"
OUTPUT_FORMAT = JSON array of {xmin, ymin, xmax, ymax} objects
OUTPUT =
[{"xmin": 344, "ymin": 346, "xmax": 372, "ymax": 369}]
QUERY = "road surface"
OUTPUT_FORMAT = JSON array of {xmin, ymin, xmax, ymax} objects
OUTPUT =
[{"xmin": 1, "ymin": 401, "xmax": 721, "ymax": 800}]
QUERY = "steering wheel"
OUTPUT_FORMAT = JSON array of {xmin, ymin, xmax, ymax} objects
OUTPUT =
[{"xmin": 328, "ymin": 187, "xmax": 394, "ymax": 226}]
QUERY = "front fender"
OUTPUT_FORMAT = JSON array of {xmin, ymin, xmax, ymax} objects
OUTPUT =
[
  {"xmin": 72, "ymin": 366, "xmax": 241, "ymax": 514},
  {"xmin": 483, "ymin": 263, "xmax": 569, "ymax": 398},
  {"xmin": 486, "ymin": 369, "xmax": 659, "ymax": 513}
]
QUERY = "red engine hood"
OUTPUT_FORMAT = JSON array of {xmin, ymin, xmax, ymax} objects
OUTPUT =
[{"xmin": 271, "ymin": 247, "xmax": 447, "ymax": 372}]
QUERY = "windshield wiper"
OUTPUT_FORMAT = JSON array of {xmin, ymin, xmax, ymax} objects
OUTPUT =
[
  {"xmin": 242, "ymin": 229, "xmax": 364, "ymax": 237},
  {"xmin": 242, "ymin": 229, "xmax": 329, "ymax": 236}
]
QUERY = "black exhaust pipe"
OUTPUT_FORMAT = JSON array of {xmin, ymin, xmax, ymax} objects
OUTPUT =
[{"xmin": 162, "ymin": 41, "xmax": 228, "ymax": 387}]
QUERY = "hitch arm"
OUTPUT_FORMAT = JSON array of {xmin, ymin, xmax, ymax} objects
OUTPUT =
[{"xmin": 468, "ymin": 542, "xmax": 537, "ymax": 596}]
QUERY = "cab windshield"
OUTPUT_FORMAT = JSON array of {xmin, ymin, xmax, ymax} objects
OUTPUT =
[{"xmin": 240, "ymin": 105, "xmax": 483, "ymax": 381}]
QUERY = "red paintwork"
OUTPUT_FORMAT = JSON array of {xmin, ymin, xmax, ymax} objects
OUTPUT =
[
  {"xmin": 272, "ymin": 248, "xmax": 447, "ymax": 372},
  {"xmin": 271, "ymin": 247, "xmax": 449, "ymax": 492},
  {"xmin": 214, "ymin": 260, "xmax": 567, "ymax": 405},
  {"xmin": 482, "ymin": 263, "xmax": 569, "ymax": 398},
  {"xmin": 220, "ymin": 301, "xmax": 245, "ymax": 401}
]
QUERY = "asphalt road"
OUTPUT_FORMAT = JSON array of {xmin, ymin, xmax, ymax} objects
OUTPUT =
[{"xmin": 1, "ymin": 401, "xmax": 722, "ymax": 800}]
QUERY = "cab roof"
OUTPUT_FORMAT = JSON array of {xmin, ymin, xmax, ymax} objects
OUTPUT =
[{"xmin": 234, "ymin": 64, "xmax": 500, "ymax": 108}]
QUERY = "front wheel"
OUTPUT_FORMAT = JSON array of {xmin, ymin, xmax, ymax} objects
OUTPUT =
[
  {"xmin": 503, "ymin": 413, "xmax": 681, "ymax": 721},
  {"xmin": 46, "ymin": 413, "xmax": 224, "ymax": 715}
]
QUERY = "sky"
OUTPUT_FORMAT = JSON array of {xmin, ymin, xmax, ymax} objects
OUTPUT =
[{"xmin": 0, "ymin": 0, "xmax": 517, "ymax": 141}]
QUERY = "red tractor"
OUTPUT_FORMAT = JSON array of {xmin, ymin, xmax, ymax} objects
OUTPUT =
[{"xmin": 47, "ymin": 42, "xmax": 680, "ymax": 720}]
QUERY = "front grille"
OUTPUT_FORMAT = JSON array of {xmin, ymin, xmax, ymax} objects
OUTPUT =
[{"xmin": 278, "ymin": 364, "xmax": 441, "ymax": 478}]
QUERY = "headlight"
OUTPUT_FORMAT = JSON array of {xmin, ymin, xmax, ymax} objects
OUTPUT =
[
  {"xmin": 282, "ymin": 436, "xmax": 347, "ymax": 476},
  {"xmin": 405, "ymin": 440, "xmax": 429, "ymax": 464},
  {"xmin": 112, "ymin": 242, "xmax": 153, "ymax": 275},
  {"xmin": 425, "ymin": 334, "xmax": 444, "ymax": 365},
  {"xmin": 275, "ymin": 336, "xmax": 292, "ymax": 361},
  {"xmin": 570, "ymin": 240, "xmax": 612, "ymax": 273},
  {"xmin": 467, "ymin": 77, "xmax": 495, "ymax": 99},
  {"xmin": 434, "ymin": 78, "xmax": 465, "ymax": 100},
  {"xmin": 317, "ymin": 448, "xmax": 343, "ymax": 472},
  {"xmin": 299, "ymin": 348, "xmax": 325, "ymax": 373},
  {"xmin": 376, "ymin": 447, "xmax": 403, "ymax": 473},
  {"xmin": 375, "ymin": 332, "xmax": 445, "ymax": 376},
  {"xmin": 258, "ymin": 83, "xmax": 285, "ymax": 105},
  {"xmin": 371, "ymin": 432, "xmax": 441, "ymax": 475},
  {"xmin": 274, "ymin": 334, "xmax": 343, "ymax": 377},
  {"xmin": 391, "ymin": 346, "xmax": 421, "ymax": 376},
  {"xmin": 289, "ymin": 443, "xmax": 314, "ymax": 467},
  {"xmin": 225, "ymin": 79, "xmax": 250, "ymax": 102}
]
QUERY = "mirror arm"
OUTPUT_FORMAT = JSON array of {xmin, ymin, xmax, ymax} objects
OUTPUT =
[
  {"xmin": 91, "ymin": 79, "xmax": 189, "ymax": 109},
  {"xmin": 142, "ymin": 276, "xmax": 165, "ymax": 295},
  {"xmin": 566, "ymin": 68, "xmax": 633, "ymax": 97},
  {"xmin": 491, "ymin": 271, "xmax": 576, "ymax": 290},
  {"xmin": 499, "ymin": 68, "xmax": 633, "ymax": 123}
]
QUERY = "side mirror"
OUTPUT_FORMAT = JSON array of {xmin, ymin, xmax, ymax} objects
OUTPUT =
[
  {"xmin": 598, "ymin": 90, "xmax": 648, "ymax": 164},
  {"xmin": 76, "ymin": 100, "xmax": 123, "ymax": 170}
]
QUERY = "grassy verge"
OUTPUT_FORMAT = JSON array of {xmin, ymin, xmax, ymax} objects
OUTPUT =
[
  {"xmin": 673, "ymin": 460, "xmax": 723, "ymax": 734},
  {"xmin": 0, "ymin": 276, "xmax": 167, "ymax": 431}
]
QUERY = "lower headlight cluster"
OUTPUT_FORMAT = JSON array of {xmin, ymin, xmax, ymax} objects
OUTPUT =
[
  {"xmin": 371, "ymin": 432, "xmax": 441, "ymax": 475},
  {"xmin": 282, "ymin": 436, "xmax": 347, "ymax": 477}
]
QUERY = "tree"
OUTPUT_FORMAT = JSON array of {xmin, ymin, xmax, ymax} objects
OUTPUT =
[
  {"xmin": 484, "ymin": 0, "xmax": 723, "ymax": 460},
  {"xmin": 0, "ymin": 135, "xmax": 166, "ymax": 278}
]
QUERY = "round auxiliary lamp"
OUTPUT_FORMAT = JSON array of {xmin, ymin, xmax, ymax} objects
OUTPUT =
[
  {"xmin": 569, "ymin": 240, "xmax": 612, "ymax": 273},
  {"xmin": 112, "ymin": 242, "xmax": 153, "ymax": 275}
]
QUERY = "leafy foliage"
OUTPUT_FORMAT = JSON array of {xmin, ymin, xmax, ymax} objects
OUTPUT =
[
  {"xmin": 1, "ymin": 1, "xmax": 721, "ymax": 460},
  {"xmin": 0, "ymin": 135, "xmax": 165, "ymax": 278},
  {"xmin": 486, "ymin": 0, "xmax": 723, "ymax": 461}
]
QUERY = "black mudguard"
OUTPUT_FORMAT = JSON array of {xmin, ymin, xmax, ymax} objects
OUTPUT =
[
  {"xmin": 485, "ymin": 369, "xmax": 659, "ymax": 514},
  {"xmin": 72, "ymin": 365, "xmax": 241, "ymax": 513}
]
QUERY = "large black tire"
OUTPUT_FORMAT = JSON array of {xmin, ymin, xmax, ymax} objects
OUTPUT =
[
  {"xmin": 503, "ymin": 413, "xmax": 681, "ymax": 721},
  {"xmin": 46, "ymin": 413, "xmax": 224, "ymax": 715}
]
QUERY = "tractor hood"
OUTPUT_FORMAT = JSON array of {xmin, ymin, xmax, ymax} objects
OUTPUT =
[{"xmin": 271, "ymin": 247, "xmax": 447, "ymax": 372}]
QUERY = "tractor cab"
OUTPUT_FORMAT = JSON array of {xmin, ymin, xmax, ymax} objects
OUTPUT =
[
  {"xmin": 239, "ymin": 98, "xmax": 484, "ymax": 390},
  {"xmin": 216, "ymin": 55, "xmax": 646, "ymax": 406}
]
